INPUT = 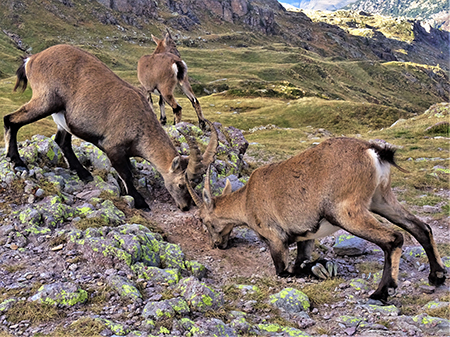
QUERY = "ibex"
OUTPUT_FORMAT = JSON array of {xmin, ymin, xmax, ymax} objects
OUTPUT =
[
  {"xmin": 5, "ymin": 44, "xmax": 218, "ymax": 211},
  {"xmin": 186, "ymin": 137, "xmax": 446, "ymax": 302},
  {"xmin": 137, "ymin": 30, "xmax": 207, "ymax": 130}
]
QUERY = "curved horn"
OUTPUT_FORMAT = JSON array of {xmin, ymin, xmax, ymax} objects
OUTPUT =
[
  {"xmin": 204, "ymin": 164, "xmax": 212, "ymax": 195},
  {"xmin": 185, "ymin": 173, "xmax": 203, "ymax": 207},
  {"xmin": 201, "ymin": 120, "xmax": 219, "ymax": 167},
  {"xmin": 186, "ymin": 119, "xmax": 219, "ymax": 180},
  {"xmin": 184, "ymin": 132, "xmax": 204, "ymax": 181},
  {"xmin": 166, "ymin": 28, "xmax": 172, "ymax": 39}
]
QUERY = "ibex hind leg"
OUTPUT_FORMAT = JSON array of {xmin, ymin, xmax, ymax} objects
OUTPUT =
[
  {"xmin": 180, "ymin": 79, "xmax": 207, "ymax": 130},
  {"xmin": 371, "ymin": 191, "xmax": 447, "ymax": 286},
  {"xmin": 4, "ymin": 99, "xmax": 60, "ymax": 168},
  {"xmin": 334, "ymin": 207, "xmax": 404, "ymax": 302},
  {"xmin": 54, "ymin": 128, "xmax": 93, "ymax": 182}
]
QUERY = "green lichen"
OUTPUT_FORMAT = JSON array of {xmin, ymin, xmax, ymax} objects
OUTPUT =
[
  {"xmin": 159, "ymin": 327, "xmax": 170, "ymax": 334},
  {"xmin": 121, "ymin": 284, "xmax": 142, "ymax": 300},
  {"xmin": 336, "ymin": 234, "xmax": 355, "ymax": 244},
  {"xmin": 349, "ymin": 278, "xmax": 369, "ymax": 291},
  {"xmin": 97, "ymin": 319, "xmax": 129, "ymax": 336},
  {"xmin": 270, "ymin": 288, "xmax": 310, "ymax": 311},
  {"xmin": 258, "ymin": 323, "xmax": 281, "ymax": 333},
  {"xmin": 339, "ymin": 315, "xmax": 368, "ymax": 327},
  {"xmin": 367, "ymin": 304, "xmax": 399, "ymax": 315},
  {"xmin": 41, "ymin": 288, "xmax": 88, "ymax": 307},
  {"xmin": 281, "ymin": 326, "xmax": 313, "ymax": 337},
  {"xmin": 169, "ymin": 298, "xmax": 190, "ymax": 314},
  {"xmin": 24, "ymin": 225, "xmax": 51, "ymax": 235},
  {"xmin": 0, "ymin": 298, "xmax": 17, "ymax": 312}
]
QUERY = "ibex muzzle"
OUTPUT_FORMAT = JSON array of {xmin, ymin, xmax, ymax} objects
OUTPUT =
[
  {"xmin": 5, "ymin": 44, "xmax": 217, "ymax": 211},
  {"xmin": 187, "ymin": 137, "xmax": 447, "ymax": 302}
]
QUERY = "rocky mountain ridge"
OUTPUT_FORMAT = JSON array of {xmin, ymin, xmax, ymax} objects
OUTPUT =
[
  {"xmin": 1, "ymin": 0, "xmax": 448, "ymax": 73},
  {"xmin": 343, "ymin": 0, "xmax": 449, "ymax": 30}
]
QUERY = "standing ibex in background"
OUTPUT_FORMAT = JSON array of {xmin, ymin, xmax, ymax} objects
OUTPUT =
[
  {"xmin": 5, "ymin": 44, "xmax": 218, "ymax": 211},
  {"xmin": 186, "ymin": 137, "xmax": 446, "ymax": 302},
  {"xmin": 137, "ymin": 29, "xmax": 207, "ymax": 130}
]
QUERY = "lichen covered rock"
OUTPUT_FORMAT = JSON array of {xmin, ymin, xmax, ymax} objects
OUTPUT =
[
  {"xmin": 269, "ymin": 287, "xmax": 310, "ymax": 313},
  {"xmin": 176, "ymin": 277, "xmax": 224, "ymax": 313},
  {"xmin": 30, "ymin": 282, "xmax": 87, "ymax": 307},
  {"xmin": 107, "ymin": 274, "xmax": 142, "ymax": 301}
]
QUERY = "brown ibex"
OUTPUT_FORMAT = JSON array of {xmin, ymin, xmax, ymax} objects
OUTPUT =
[
  {"xmin": 137, "ymin": 30, "xmax": 207, "ymax": 130},
  {"xmin": 186, "ymin": 137, "xmax": 446, "ymax": 302},
  {"xmin": 5, "ymin": 44, "xmax": 218, "ymax": 211}
]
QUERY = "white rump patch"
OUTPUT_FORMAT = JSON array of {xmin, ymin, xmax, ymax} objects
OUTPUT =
[
  {"xmin": 367, "ymin": 148, "xmax": 390, "ymax": 186},
  {"xmin": 172, "ymin": 63, "xmax": 178, "ymax": 77},
  {"xmin": 52, "ymin": 112, "xmax": 72, "ymax": 134}
]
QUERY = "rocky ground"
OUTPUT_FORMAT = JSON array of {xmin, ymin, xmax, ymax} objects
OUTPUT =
[{"xmin": 0, "ymin": 122, "xmax": 449, "ymax": 337}]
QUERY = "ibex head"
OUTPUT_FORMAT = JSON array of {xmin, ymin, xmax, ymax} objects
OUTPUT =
[
  {"xmin": 186, "ymin": 165, "xmax": 235, "ymax": 249},
  {"xmin": 151, "ymin": 29, "xmax": 180, "ymax": 57}
]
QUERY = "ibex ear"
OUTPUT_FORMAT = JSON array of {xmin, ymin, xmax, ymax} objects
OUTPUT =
[
  {"xmin": 222, "ymin": 179, "xmax": 232, "ymax": 196},
  {"xmin": 202, "ymin": 189, "xmax": 213, "ymax": 210},
  {"xmin": 152, "ymin": 35, "xmax": 160, "ymax": 45},
  {"xmin": 170, "ymin": 156, "xmax": 181, "ymax": 172}
]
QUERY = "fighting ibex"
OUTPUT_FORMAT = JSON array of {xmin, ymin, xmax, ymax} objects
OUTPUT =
[
  {"xmin": 137, "ymin": 30, "xmax": 207, "ymax": 130},
  {"xmin": 5, "ymin": 44, "xmax": 218, "ymax": 211},
  {"xmin": 187, "ymin": 137, "xmax": 446, "ymax": 302}
]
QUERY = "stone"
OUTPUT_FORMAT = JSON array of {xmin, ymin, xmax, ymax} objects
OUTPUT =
[
  {"xmin": 142, "ymin": 297, "xmax": 189, "ymax": 321},
  {"xmin": 30, "ymin": 282, "xmax": 88, "ymax": 307},
  {"xmin": 176, "ymin": 277, "xmax": 224, "ymax": 313},
  {"xmin": 131, "ymin": 263, "xmax": 179, "ymax": 285},
  {"xmin": 408, "ymin": 314, "xmax": 450, "ymax": 336},
  {"xmin": 194, "ymin": 318, "xmax": 238, "ymax": 337},
  {"xmin": 333, "ymin": 235, "xmax": 367, "ymax": 256},
  {"xmin": 269, "ymin": 287, "xmax": 310, "ymax": 313},
  {"xmin": 107, "ymin": 275, "xmax": 142, "ymax": 301}
]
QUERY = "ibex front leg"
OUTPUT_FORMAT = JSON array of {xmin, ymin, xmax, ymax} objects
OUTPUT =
[
  {"xmin": 54, "ymin": 128, "xmax": 93, "ymax": 182},
  {"xmin": 266, "ymin": 237, "xmax": 292, "ymax": 278},
  {"xmin": 107, "ymin": 150, "xmax": 150, "ymax": 210}
]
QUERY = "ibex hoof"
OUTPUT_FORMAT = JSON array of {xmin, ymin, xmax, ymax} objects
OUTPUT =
[
  {"xmin": 8, "ymin": 157, "xmax": 28, "ymax": 171},
  {"xmin": 429, "ymin": 270, "xmax": 446, "ymax": 286},
  {"xmin": 326, "ymin": 261, "xmax": 338, "ymax": 277},
  {"xmin": 310, "ymin": 261, "xmax": 338, "ymax": 279},
  {"xmin": 312, "ymin": 263, "xmax": 330, "ymax": 279}
]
